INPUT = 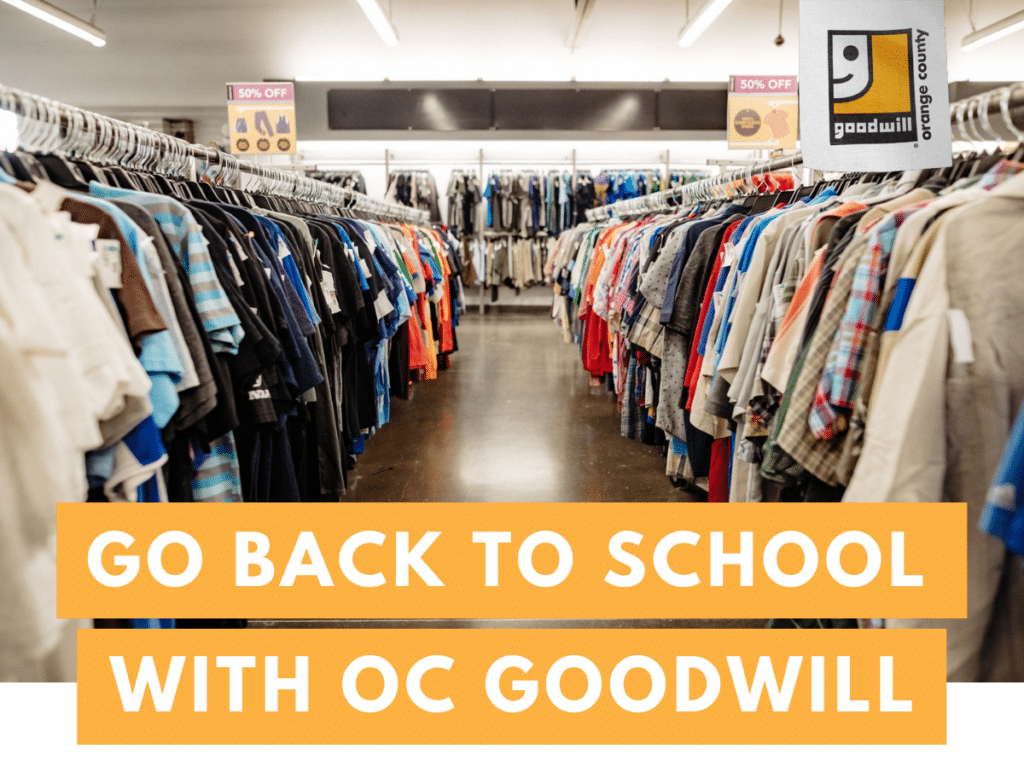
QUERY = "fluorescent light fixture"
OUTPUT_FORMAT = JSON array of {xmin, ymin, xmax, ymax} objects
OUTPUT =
[
  {"xmin": 962, "ymin": 10, "xmax": 1024, "ymax": 53},
  {"xmin": 1, "ymin": 0, "xmax": 106, "ymax": 46},
  {"xmin": 678, "ymin": 0, "xmax": 734, "ymax": 48},
  {"xmin": 354, "ymin": 0, "xmax": 399, "ymax": 47}
]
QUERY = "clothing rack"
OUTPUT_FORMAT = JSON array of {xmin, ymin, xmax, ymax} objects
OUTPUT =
[
  {"xmin": 586, "ymin": 153, "xmax": 804, "ymax": 221},
  {"xmin": 585, "ymin": 81, "xmax": 1024, "ymax": 222},
  {"xmin": 0, "ymin": 81, "xmax": 430, "ymax": 225}
]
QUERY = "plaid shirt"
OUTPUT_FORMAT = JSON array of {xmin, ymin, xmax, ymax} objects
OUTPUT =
[
  {"xmin": 627, "ymin": 299, "xmax": 665, "ymax": 357},
  {"xmin": 762, "ymin": 191, "xmax": 934, "ymax": 485},
  {"xmin": 808, "ymin": 205, "xmax": 927, "ymax": 440},
  {"xmin": 620, "ymin": 353, "xmax": 646, "ymax": 440},
  {"xmin": 762, "ymin": 245, "xmax": 860, "ymax": 485}
]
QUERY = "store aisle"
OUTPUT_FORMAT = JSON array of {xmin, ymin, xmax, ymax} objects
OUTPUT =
[
  {"xmin": 254, "ymin": 312, "xmax": 765, "ymax": 630},
  {"xmin": 343, "ymin": 311, "xmax": 698, "ymax": 503}
]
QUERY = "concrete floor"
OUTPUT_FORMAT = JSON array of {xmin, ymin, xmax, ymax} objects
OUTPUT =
[
  {"xmin": 253, "ymin": 311, "xmax": 763, "ymax": 631},
  {"xmin": 342, "ymin": 311, "xmax": 698, "ymax": 503}
]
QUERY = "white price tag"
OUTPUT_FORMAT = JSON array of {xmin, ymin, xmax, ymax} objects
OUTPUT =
[
  {"xmin": 358, "ymin": 259, "xmax": 371, "ymax": 279},
  {"xmin": 48, "ymin": 212, "xmax": 72, "ymax": 230},
  {"xmin": 322, "ymin": 269, "xmax": 342, "ymax": 314},
  {"xmin": 947, "ymin": 309, "xmax": 975, "ymax": 365},
  {"xmin": 95, "ymin": 239, "xmax": 122, "ymax": 289}
]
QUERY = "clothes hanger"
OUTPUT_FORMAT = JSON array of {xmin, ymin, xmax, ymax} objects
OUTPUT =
[
  {"xmin": 967, "ymin": 92, "xmax": 1008, "ymax": 176},
  {"xmin": 949, "ymin": 101, "xmax": 982, "ymax": 181},
  {"xmin": 747, "ymin": 161, "xmax": 778, "ymax": 214},
  {"xmin": 995, "ymin": 85, "xmax": 1024, "ymax": 162},
  {"xmin": 741, "ymin": 163, "xmax": 760, "ymax": 207},
  {"xmin": 119, "ymin": 121, "xmax": 163, "ymax": 193},
  {"xmin": 95, "ymin": 115, "xmax": 135, "ymax": 189},
  {"xmin": 767, "ymin": 162, "xmax": 795, "ymax": 206},
  {"xmin": 32, "ymin": 96, "xmax": 92, "ymax": 189},
  {"xmin": 64, "ymin": 106, "xmax": 100, "ymax": 183},
  {"xmin": 8, "ymin": 93, "xmax": 49, "ymax": 182},
  {"xmin": 128, "ymin": 127, "xmax": 175, "ymax": 196}
]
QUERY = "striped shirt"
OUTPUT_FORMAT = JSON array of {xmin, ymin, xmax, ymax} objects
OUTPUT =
[
  {"xmin": 191, "ymin": 432, "xmax": 243, "ymax": 503},
  {"xmin": 89, "ymin": 183, "xmax": 244, "ymax": 355},
  {"xmin": 88, "ymin": 184, "xmax": 245, "ymax": 504}
]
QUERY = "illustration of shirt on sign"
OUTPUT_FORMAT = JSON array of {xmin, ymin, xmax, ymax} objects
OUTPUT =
[{"xmin": 764, "ymin": 109, "xmax": 790, "ymax": 141}]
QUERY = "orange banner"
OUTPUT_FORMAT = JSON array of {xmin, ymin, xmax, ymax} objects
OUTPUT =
[
  {"xmin": 76, "ymin": 628, "xmax": 946, "ymax": 745},
  {"xmin": 57, "ymin": 503, "xmax": 967, "ymax": 620}
]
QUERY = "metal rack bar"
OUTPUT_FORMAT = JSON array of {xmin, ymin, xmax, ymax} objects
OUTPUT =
[{"xmin": 0, "ymin": 81, "xmax": 430, "ymax": 225}]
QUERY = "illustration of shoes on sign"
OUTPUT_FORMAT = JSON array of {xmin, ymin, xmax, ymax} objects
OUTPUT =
[
  {"xmin": 234, "ymin": 117, "xmax": 248, "ymax": 134},
  {"xmin": 275, "ymin": 114, "xmax": 290, "ymax": 135},
  {"xmin": 253, "ymin": 110, "xmax": 274, "ymax": 137}
]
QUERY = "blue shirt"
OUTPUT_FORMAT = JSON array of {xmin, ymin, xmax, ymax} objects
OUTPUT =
[
  {"xmin": 980, "ymin": 400, "xmax": 1024, "ymax": 558},
  {"xmin": 63, "ymin": 192, "xmax": 183, "ymax": 428}
]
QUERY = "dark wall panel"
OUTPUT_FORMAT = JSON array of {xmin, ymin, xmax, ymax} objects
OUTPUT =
[
  {"xmin": 325, "ymin": 85, "xmax": 729, "ymax": 132},
  {"xmin": 492, "ymin": 89, "xmax": 657, "ymax": 131},
  {"xmin": 658, "ymin": 89, "xmax": 729, "ymax": 130},
  {"xmin": 327, "ymin": 88, "xmax": 492, "ymax": 131}
]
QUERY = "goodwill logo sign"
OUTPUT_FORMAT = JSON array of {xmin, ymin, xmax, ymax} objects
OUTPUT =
[{"xmin": 800, "ymin": 0, "xmax": 952, "ymax": 172}]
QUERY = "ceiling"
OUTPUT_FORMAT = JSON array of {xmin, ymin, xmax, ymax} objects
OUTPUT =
[{"xmin": 1, "ymin": 0, "xmax": 1022, "ymax": 114}]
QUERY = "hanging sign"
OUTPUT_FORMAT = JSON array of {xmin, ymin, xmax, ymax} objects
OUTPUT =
[
  {"xmin": 226, "ymin": 82, "xmax": 297, "ymax": 155},
  {"xmin": 728, "ymin": 76, "xmax": 799, "ymax": 150},
  {"xmin": 799, "ymin": 0, "xmax": 952, "ymax": 172}
]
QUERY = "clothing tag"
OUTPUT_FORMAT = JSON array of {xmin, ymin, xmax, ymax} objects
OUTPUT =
[
  {"xmin": 947, "ymin": 309, "xmax": 975, "ymax": 365},
  {"xmin": 321, "ymin": 270, "xmax": 342, "ymax": 314},
  {"xmin": 229, "ymin": 235, "xmax": 250, "ymax": 263},
  {"xmin": 277, "ymin": 236, "xmax": 290, "ymax": 261},
  {"xmin": 358, "ymin": 258, "xmax": 371, "ymax": 278},
  {"xmin": 228, "ymin": 253, "xmax": 245, "ymax": 288},
  {"xmin": 68, "ymin": 220, "xmax": 100, "ymax": 243},
  {"xmin": 364, "ymin": 234, "xmax": 378, "ymax": 254},
  {"xmin": 95, "ymin": 240, "xmax": 122, "ymax": 289},
  {"xmin": 47, "ymin": 211, "xmax": 72, "ymax": 231}
]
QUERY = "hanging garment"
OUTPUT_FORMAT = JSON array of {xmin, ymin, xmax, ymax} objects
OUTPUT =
[
  {"xmin": 549, "ymin": 155, "xmax": 1024, "ymax": 681},
  {"xmin": 0, "ymin": 140, "xmax": 464, "ymax": 669}
]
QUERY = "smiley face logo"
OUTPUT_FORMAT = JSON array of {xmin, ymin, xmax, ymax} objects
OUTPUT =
[
  {"xmin": 830, "ymin": 33, "xmax": 873, "ymax": 102},
  {"xmin": 827, "ymin": 29, "xmax": 917, "ymax": 146}
]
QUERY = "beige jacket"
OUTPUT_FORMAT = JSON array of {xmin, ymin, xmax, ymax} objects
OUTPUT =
[{"xmin": 844, "ymin": 175, "xmax": 1024, "ymax": 680}]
